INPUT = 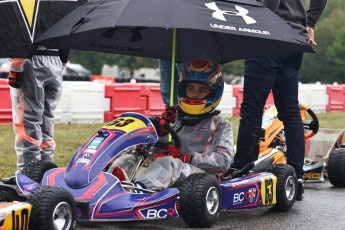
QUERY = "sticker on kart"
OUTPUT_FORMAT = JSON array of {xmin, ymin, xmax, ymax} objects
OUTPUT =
[
  {"xmin": 0, "ymin": 202, "xmax": 32, "ymax": 230},
  {"xmin": 102, "ymin": 116, "xmax": 148, "ymax": 133},
  {"xmin": 260, "ymin": 175, "xmax": 277, "ymax": 205}
]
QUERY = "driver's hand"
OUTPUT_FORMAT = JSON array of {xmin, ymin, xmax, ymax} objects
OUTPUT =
[
  {"xmin": 157, "ymin": 118, "xmax": 169, "ymax": 136},
  {"xmin": 162, "ymin": 106, "xmax": 177, "ymax": 123}
]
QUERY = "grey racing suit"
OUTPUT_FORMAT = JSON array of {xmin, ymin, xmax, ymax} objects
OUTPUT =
[
  {"xmin": 109, "ymin": 114, "xmax": 235, "ymax": 191},
  {"xmin": 10, "ymin": 48, "xmax": 64, "ymax": 173}
]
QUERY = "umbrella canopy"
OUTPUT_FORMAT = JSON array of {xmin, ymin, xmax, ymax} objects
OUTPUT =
[
  {"xmin": 0, "ymin": 0, "xmax": 85, "ymax": 58},
  {"xmin": 36, "ymin": 0, "xmax": 314, "ymax": 64}
]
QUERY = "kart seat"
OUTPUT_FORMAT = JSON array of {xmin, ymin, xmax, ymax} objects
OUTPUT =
[{"xmin": 111, "ymin": 166, "xmax": 129, "ymax": 181}]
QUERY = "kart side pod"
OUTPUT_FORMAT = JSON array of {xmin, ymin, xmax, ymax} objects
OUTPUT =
[{"xmin": 221, "ymin": 172, "xmax": 277, "ymax": 210}]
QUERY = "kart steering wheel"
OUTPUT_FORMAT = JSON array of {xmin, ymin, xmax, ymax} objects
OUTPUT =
[
  {"xmin": 299, "ymin": 103, "xmax": 319, "ymax": 139},
  {"xmin": 149, "ymin": 117, "xmax": 181, "ymax": 157}
]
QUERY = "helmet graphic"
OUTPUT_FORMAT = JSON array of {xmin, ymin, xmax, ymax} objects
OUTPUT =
[{"xmin": 178, "ymin": 59, "xmax": 224, "ymax": 115}]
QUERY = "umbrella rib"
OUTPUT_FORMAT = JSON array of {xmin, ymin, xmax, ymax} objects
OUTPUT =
[
  {"xmin": 112, "ymin": 0, "xmax": 131, "ymax": 28},
  {"xmin": 71, "ymin": 0, "xmax": 106, "ymax": 33}
]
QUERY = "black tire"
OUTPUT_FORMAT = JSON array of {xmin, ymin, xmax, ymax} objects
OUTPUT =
[
  {"xmin": 27, "ymin": 186, "xmax": 76, "ymax": 230},
  {"xmin": 22, "ymin": 159, "xmax": 58, "ymax": 183},
  {"xmin": 267, "ymin": 164, "xmax": 297, "ymax": 212},
  {"xmin": 179, "ymin": 173, "xmax": 221, "ymax": 227},
  {"xmin": 328, "ymin": 148, "xmax": 345, "ymax": 187},
  {"xmin": 0, "ymin": 191, "xmax": 15, "ymax": 202}
]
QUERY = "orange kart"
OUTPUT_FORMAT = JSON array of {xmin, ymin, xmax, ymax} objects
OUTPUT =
[{"xmin": 254, "ymin": 103, "xmax": 345, "ymax": 187}]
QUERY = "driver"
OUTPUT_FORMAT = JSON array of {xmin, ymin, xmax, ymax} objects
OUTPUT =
[{"xmin": 108, "ymin": 59, "xmax": 235, "ymax": 191}]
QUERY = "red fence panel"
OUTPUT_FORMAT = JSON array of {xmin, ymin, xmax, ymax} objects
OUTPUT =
[
  {"xmin": 104, "ymin": 83, "xmax": 147, "ymax": 122},
  {"xmin": 326, "ymin": 84, "xmax": 345, "ymax": 112},
  {"xmin": 140, "ymin": 83, "xmax": 165, "ymax": 117},
  {"xmin": 232, "ymin": 85, "xmax": 244, "ymax": 117},
  {"xmin": 0, "ymin": 79, "xmax": 12, "ymax": 125}
]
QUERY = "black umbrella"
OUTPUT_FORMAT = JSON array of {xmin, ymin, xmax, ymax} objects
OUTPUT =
[
  {"xmin": 0, "ymin": 0, "xmax": 85, "ymax": 58},
  {"xmin": 36, "ymin": 0, "xmax": 314, "ymax": 64}
]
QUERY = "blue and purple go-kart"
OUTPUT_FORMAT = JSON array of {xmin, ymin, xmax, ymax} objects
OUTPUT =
[{"xmin": 0, "ymin": 112, "xmax": 298, "ymax": 229}]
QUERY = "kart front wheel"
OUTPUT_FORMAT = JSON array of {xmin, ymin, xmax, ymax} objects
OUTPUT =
[
  {"xmin": 179, "ymin": 173, "xmax": 221, "ymax": 227},
  {"xmin": 22, "ymin": 159, "xmax": 57, "ymax": 183},
  {"xmin": 267, "ymin": 164, "xmax": 297, "ymax": 212},
  {"xmin": 27, "ymin": 186, "xmax": 76, "ymax": 230},
  {"xmin": 328, "ymin": 148, "xmax": 345, "ymax": 187}
]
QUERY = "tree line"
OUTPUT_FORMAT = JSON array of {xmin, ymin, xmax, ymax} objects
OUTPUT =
[{"xmin": 69, "ymin": 0, "xmax": 344, "ymax": 84}]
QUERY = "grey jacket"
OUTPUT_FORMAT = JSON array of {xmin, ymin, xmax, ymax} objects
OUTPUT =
[{"xmin": 260, "ymin": 0, "xmax": 327, "ymax": 38}]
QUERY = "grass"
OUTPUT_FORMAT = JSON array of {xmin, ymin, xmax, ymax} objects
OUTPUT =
[{"xmin": 0, "ymin": 112, "xmax": 344, "ymax": 179}]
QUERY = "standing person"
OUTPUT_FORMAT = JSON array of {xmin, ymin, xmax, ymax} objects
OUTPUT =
[
  {"xmin": 231, "ymin": 0, "xmax": 327, "ymax": 201},
  {"xmin": 109, "ymin": 59, "xmax": 235, "ymax": 191},
  {"xmin": 158, "ymin": 59, "xmax": 185, "ymax": 107},
  {"xmin": 3, "ymin": 46, "xmax": 69, "ymax": 184}
]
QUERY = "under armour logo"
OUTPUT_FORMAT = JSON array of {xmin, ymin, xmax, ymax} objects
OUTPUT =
[
  {"xmin": 102, "ymin": 27, "xmax": 144, "ymax": 42},
  {"xmin": 205, "ymin": 2, "xmax": 256, "ymax": 24}
]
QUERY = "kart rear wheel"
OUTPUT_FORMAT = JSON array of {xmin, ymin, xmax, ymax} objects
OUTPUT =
[
  {"xmin": 22, "ymin": 159, "xmax": 57, "ymax": 183},
  {"xmin": 328, "ymin": 148, "xmax": 345, "ymax": 187},
  {"xmin": 179, "ymin": 173, "xmax": 221, "ymax": 227},
  {"xmin": 267, "ymin": 164, "xmax": 297, "ymax": 212},
  {"xmin": 27, "ymin": 186, "xmax": 76, "ymax": 230}
]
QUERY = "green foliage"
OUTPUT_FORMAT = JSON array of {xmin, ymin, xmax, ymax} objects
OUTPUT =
[
  {"xmin": 300, "ymin": 0, "xmax": 345, "ymax": 83},
  {"xmin": 223, "ymin": 60, "xmax": 244, "ymax": 76}
]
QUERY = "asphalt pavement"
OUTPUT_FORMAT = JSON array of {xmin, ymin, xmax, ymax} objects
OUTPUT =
[{"xmin": 76, "ymin": 178, "xmax": 345, "ymax": 230}]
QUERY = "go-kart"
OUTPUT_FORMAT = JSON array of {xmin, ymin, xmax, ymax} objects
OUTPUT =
[
  {"xmin": 0, "ymin": 112, "xmax": 298, "ymax": 229},
  {"xmin": 258, "ymin": 103, "xmax": 345, "ymax": 187}
]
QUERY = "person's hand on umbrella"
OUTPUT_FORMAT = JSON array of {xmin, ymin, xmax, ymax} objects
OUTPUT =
[
  {"xmin": 307, "ymin": 26, "xmax": 317, "ymax": 46},
  {"xmin": 7, "ymin": 71, "xmax": 20, "ymax": 88}
]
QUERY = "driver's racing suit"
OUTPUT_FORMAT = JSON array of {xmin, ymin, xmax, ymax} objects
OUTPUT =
[{"xmin": 108, "ymin": 114, "xmax": 235, "ymax": 191}]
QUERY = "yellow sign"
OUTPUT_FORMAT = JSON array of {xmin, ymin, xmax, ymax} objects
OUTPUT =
[
  {"xmin": 260, "ymin": 175, "xmax": 277, "ymax": 205},
  {"xmin": 0, "ymin": 202, "xmax": 32, "ymax": 230}
]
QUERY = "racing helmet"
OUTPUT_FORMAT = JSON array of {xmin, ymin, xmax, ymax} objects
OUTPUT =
[{"xmin": 178, "ymin": 59, "xmax": 224, "ymax": 115}]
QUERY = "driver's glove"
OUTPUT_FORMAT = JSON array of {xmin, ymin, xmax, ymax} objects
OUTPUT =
[
  {"xmin": 162, "ymin": 106, "xmax": 177, "ymax": 124},
  {"xmin": 158, "ymin": 106, "xmax": 177, "ymax": 136},
  {"xmin": 8, "ymin": 71, "xmax": 20, "ymax": 88}
]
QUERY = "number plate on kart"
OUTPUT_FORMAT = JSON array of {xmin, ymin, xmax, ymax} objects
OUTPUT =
[
  {"xmin": 103, "ymin": 117, "xmax": 147, "ymax": 133},
  {"xmin": 260, "ymin": 175, "xmax": 277, "ymax": 205}
]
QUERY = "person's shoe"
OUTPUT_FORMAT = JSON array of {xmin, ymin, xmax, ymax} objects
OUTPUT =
[
  {"xmin": 296, "ymin": 178, "xmax": 304, "ymax": 201},
  {"xmin": 2, "ymin": 176, "xmax": 16, "ymax": 185}
]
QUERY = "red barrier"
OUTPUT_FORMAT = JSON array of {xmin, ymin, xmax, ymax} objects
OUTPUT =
[
  {"xmin": 140, "ymin": 83, "xmax": 165, "ymax": 116},
  {"xmin": 232, "ymin": 85, "xmax": 243, "ymax": 116},
  {"xmin": 104, "ymin": 83, "xmax": 147, "ymax": 122},
  {"xmin": 0, "ymin": 79, "xmax": 12, "ymax": 125},
  {"xmin": 326, "ymin": 84, "xmax": 345, "ymax": 112}
]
